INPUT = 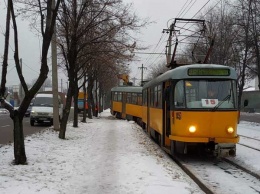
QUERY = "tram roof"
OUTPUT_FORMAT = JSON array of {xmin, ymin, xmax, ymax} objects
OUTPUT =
[
  {"xmin": 143, "ymin": 64, "xmax": 237, "ymax": 89},
  {"xmin": 111, "ymin": 86, "xmax": 143, "ymax": 93}
]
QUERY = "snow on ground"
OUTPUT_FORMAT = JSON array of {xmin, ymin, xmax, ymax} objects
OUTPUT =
[
  {"xmin": 233, "ymin": 121, "xmax": 260, "ymax": 175},
  {"xmin": 0, "ymin": 109, "xmax": 203, "ymax": 194}
]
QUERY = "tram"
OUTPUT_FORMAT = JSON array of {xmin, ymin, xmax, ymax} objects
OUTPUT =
[
  {"xmin": 111, "ymin": 86, "xmax": 142, "ymax": 124},
  {"xmin": 142, "ymin": 64, "xmax": 239, "ymax": 157}
]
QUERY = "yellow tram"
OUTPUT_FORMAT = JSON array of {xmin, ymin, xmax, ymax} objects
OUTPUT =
[
  {"xmin": 142, "ymin": 64, "xmax": 239, "ymax": 157},
  {"xmin": 111, "ymin": 86, "xmax": 142, "ymax": 123}
]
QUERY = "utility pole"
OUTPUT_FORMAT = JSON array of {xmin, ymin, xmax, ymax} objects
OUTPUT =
[
  {"xmin": 138, "ymin": 64, "xmax": 147, "ymax": 86},
  {"xmin": 52, "ymin": 0, "xmax": 60, "ymax": 131}
]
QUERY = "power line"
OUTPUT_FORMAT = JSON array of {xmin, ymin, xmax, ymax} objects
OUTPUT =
[
  {"xmin": 176, "ymin": 0, "xmax": 191, "ymax": 18},
  {"xmin": 181, "ymin": 0, "xmax": 199, "ymax": 18}
]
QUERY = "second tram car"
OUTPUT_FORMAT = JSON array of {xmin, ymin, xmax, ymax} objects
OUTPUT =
[
  {"xmin": 142, "ymin": 64, "xmax": 239, "ymax": 157},
  {"xmin": 111, "ymin": 86, "xmax": 143, "ymax": 123}
]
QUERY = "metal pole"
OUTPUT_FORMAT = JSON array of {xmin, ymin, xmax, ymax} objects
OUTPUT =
[{"xmin": 52, "ymin": 0, "xmax": 60, "ymax": 130}]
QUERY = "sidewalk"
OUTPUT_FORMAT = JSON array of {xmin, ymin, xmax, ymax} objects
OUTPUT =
[{"xmin": 0, "ymin": 109, "xmax": 203, "ymax": 194}]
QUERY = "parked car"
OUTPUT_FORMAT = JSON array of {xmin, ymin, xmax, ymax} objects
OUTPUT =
[
  {"xmin": 0, "ymin": 108, "xmax": 8, "ymax": 114},
  {"xmin": 30, "ymin": 93, "xmax": 63, "ymax": 126}
]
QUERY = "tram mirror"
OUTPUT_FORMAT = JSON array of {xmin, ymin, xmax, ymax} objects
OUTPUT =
[{"xmin": 244, "ymin": 99, "xmax": 248, "ymax": 107}]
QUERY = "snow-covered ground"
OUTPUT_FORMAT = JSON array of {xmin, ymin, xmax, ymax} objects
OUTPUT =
[{"xmin": 0, "ymin": 109, "xmax": 259, "ymax": 194}]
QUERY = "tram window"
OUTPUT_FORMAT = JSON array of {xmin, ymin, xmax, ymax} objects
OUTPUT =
[
  {"xmin": 154, "ymin": 86, "xmax": 158, "ymax": 107},
  {"xmin": 185, "ymin": 81, "xmax": 201, "ymax": 108},
  {"xmin": 127, "ymin": 93, "xmax": 131, "ymax": 103},
  {"xmin": 117, "ymin": 92, "xmax": 122, "ymax": 102},
  {"xmin": 113, "ymin": 92, "xmax": 118, "ymax": 101},
  {"xmin": 143, "ymin": 90, "xmax": 147, "ymax": 106},
  {"xmin": 137, "ymin": 94, "xmax": 142, "ymax": 105},
  {"xmin": 184, "ymin": 80, "xmax": 237, "ymax": 109},
  {"xmin": 132, "ymin": 93, "xmax": 137, "ymax": 104},
  {"xmin": 150, "ymin": 88, "xmax": 154, "ymax": 107},
  {"xmin": 174, "ymin": 81, "xmax": 185, "ymax": 107},
  {"xmin": 158, "ymin": 85, "xmax": 162, "ymax": 107}
]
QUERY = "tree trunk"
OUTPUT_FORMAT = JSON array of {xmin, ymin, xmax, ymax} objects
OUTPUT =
[
  {"xmin": 73, "ymin": 83, "xmax": 79, "ymax": 127},
  {"xmin": 59, "ymin": 81, "xmax": 74, "ymax": 139},
  {"xmin": 98, "ymin": 90, "xmax": 102, "ymax": 113},
  {"xmin": 94, "ymin": 79, "xmax": 98, "ymax": 116},
  {"xmin": 13, "ymin": 110, "xmax": 27, "ymax": 164},
  {"xmin": 87, "ymin": 77, "xmax": 94, "ymax": 119},
  {"xmin": 82, "ymin": 76, "xmax": 87, "ymax": 122}
]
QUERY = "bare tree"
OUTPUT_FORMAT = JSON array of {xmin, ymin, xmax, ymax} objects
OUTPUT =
[
  {"xmin": 56, "ymin": 0, "xmax": 146, "ymax": 139},
  {"xmin": 0, "ymin": 0, "xmax": 60, "ymax": 164},
  {"xmin": 146, "ymin": 60, "xmax": 168, "ymax": 80},
  {"xmin": 232, "ymin": 0, "xmax": 255, "ymax": 108}
]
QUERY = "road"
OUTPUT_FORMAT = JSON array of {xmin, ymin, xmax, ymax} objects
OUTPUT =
[
  {"xmin": 0, "ymin": 108, "xmax": 74, "ymax": 145},
  {"xmin": 0, "ymin": 113, "xmax": 47, "ymax": 145}
]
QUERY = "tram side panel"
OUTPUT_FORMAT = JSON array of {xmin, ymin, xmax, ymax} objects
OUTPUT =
[
  {"xmin": 112, "ymin": 101, "xmax": 122, "ymax": 118},
  {"xmin": 149, "ymin": 107, "xmax": 163, "ymax": 135},
  {"xmin": 125, "ymin": 103, "xmax": 143, "ymax": 121}
]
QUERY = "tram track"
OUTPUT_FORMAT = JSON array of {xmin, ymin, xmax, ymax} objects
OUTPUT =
[
  {"xmin": 132, "ymin": 120, "xmax": 260, "ymax": 193},
  {"xmin": 170, "ymin": 154, "xmax": 214, "ymax": 194},
  {"xmin": 238, "ymin": 143, "xmax": 260, "ymax": 152},
  {"xmin": 223, "ymin": 157, "xmax": 260, "ymax": 181},
  {"xmin": 171, "ymin": 154, "xmax": 260, "ymax": 194},
  {"xmin": 239, "ymin": 134, "xmax": 260, "ymax": 142},
  {"xmin": 239, "ymin": 134, "xmax": 260, "ymax": 152}
]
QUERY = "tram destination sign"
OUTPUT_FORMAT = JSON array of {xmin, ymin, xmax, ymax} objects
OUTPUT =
[{"xmin": 188, "ymin": 68, "xmax": 230, "ymax": 76}]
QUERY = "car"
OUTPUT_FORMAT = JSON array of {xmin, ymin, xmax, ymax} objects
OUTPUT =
[{"xmin": 0, "ymin": 108, "xmax": 8, "ymax": 114}]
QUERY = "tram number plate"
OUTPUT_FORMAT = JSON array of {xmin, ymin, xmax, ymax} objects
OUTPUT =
[{"xmin": 201, "ymin": 99, "xmax": 218, "ymax": 108}]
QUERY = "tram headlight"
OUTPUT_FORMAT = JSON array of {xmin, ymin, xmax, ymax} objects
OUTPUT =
[
  {"xmin": 189, "ymin": 126, "xmax": 196, "ymax": 133},
  {"xmin": 227, "ymin": 127, "xmax": 234, "ymax": 134}
]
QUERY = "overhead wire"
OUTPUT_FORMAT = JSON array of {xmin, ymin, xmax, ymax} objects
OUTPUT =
[
  {"xmin": 142, "ymin": 33, "xmax": 167, "ymax": 66},
  {"xmin": 176, "ymin": 0, "xmax": 191, "ymax": 18},
  {"xmin": 166, "ymin": 0, "xmax": 218, "ymax": 62},
  {"xmin": 178, "ymin": 0, "xmax": 196, "ymax": 18},
  {"xmin": 132, "ymin": 32, "xmax": 168, "ymax": 80},
  {"xmin": 179, "ymin": 0, "xmax": 222, "ymax": 36},
  {"xmin": 180, "ymin": 0, "xmax": 199, "ymax": 18}
]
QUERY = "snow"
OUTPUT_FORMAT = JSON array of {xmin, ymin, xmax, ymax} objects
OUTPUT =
[{"xmin": 0, "ymin": 109, "xmax": 259, "ymax": 194}]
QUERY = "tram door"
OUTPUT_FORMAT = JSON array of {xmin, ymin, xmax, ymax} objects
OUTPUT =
[
  {"xmin": 122, "ymin": 92, "xmax": 126, "ymax": 119},
  {"xmin": 162, "ymin": 82, "xmax": 171, "ymax": 149}
]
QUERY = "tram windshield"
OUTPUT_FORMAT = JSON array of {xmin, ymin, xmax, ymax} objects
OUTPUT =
[{"xmin": 174, "ymin": 80, "xmax": 237, "ymax": 110}]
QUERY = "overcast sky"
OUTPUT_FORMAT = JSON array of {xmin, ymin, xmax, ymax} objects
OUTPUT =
[{"xmin": 0, "ymin": 0, "xmax": 217, "ymax": 89}]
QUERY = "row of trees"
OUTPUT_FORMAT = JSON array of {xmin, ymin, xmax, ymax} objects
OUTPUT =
[
  {"xmin": 188, "ymin": 0, "xmax": 260, "ymax": 108},
  {"xmin": 0, "ymin": 0, "xmax": 146, "ymax": 164}
]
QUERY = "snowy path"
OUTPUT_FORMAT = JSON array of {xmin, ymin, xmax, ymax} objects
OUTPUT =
[{"xmin": 0, "ymin": 110, "xmax": 203, "ymax": 194}]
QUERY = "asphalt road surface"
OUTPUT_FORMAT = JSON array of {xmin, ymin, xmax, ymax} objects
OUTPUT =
[
  {"xmin": 0, "ymin": 108, "xmax": 74, "ymax": 145},
  {"xmin": 0, "ymin": 113, "xmax": 48, "ymax": 145}
]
